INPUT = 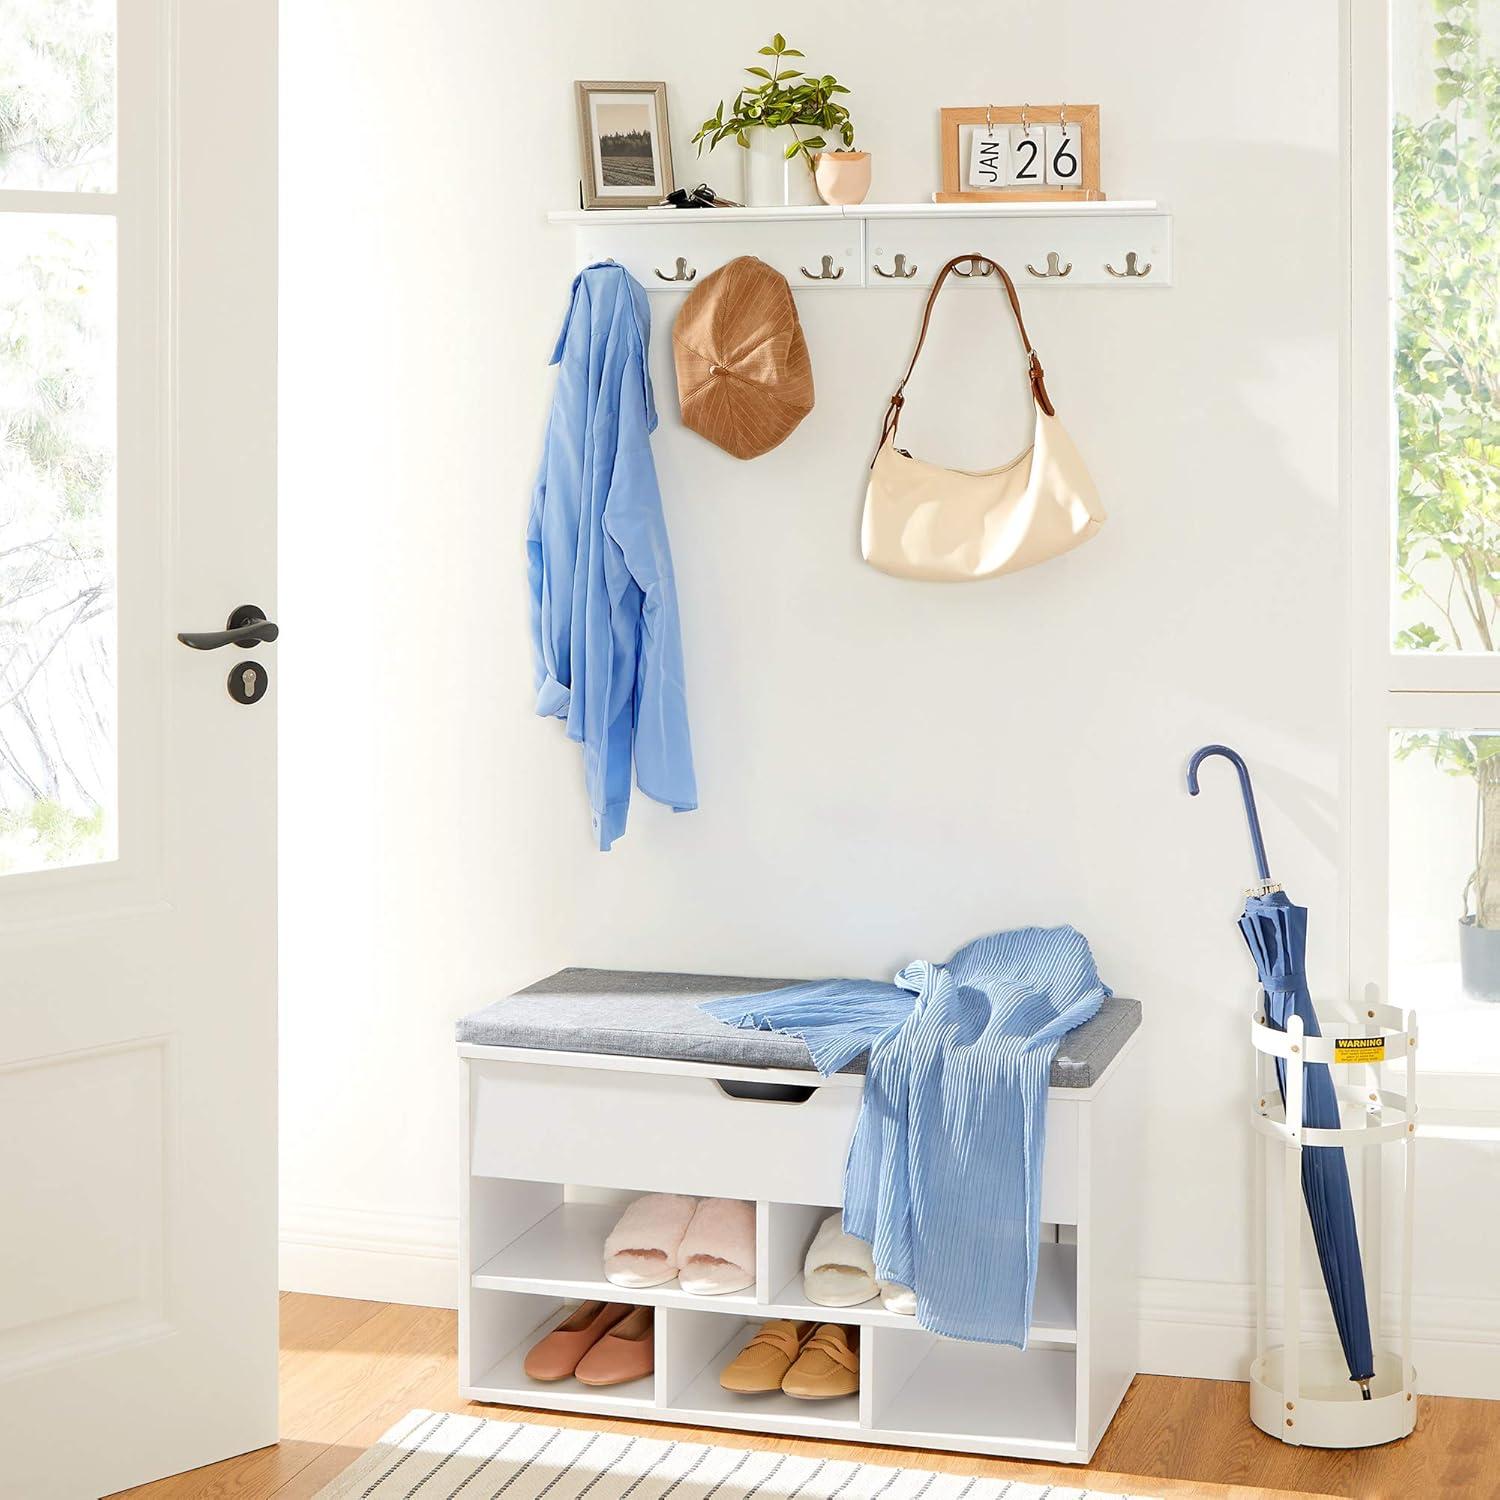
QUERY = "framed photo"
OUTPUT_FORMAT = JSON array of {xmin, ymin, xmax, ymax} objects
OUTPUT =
[
  {"xmin": 575, "ymin": 80, "xmax": 674, "ymax": 210},
  {"xmin": 937, "ymin": 105, "xmax": 1103, "ymax": 203}
]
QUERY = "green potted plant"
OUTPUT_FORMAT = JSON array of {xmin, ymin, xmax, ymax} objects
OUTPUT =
[
  {"xmin": 692, "ymin": 34, "xmax": 864, "ymax": 208},
  {"xmin": 1396, "ymin": 735, "xmax": 1500, "ymax": 998},
  {"xmin": 1392, "ymin": 0, "xmax": 1500, "ymax": 997}
]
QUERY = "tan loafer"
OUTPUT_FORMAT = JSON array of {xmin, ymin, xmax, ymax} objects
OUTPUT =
[
  {"xmin": 718, "ymin": 1320, "xmax": 814, "ymax": 1393},
  {"xmin": 781, "ymin": 1323, "xmax": 859, "ymax": 1399},
  {"xmin": 523, "ymin": 1301, "xmax": 630, "ymax": 1381},
  {"xmin": 575, "ymin": 1305, "xmax": 655, "ymax": 1387}
]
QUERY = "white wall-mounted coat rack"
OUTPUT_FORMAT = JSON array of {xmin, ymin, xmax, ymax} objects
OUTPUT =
[{"xmin": 548, "ymin": 201, "xmax": 1173, "ymax": 291}]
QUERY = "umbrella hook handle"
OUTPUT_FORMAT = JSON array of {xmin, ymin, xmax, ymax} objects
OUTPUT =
[{"xmin": 1186, "ymin": 744, "xmax": 1273, "ymax": 884}]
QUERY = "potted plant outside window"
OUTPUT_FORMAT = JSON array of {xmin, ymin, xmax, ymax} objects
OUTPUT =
[{"xmin": 692, "ymin": 34, "xmax": 865, "ymax": 208}]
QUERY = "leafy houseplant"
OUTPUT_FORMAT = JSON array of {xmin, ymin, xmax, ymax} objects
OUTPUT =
[
  {"xmin": 692, "ymin": 34, "xmax": 857, "ymax": 206},
  {"xmin": 1391, "ymin": 0, "xmax": 1500, "ymax": 993}
]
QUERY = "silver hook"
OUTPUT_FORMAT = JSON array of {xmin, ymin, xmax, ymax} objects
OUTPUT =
[
  {"xmin": 1058, "ymin": 102, "xmax": 1068, "ymax": 133},
  {"xmin": 873, "ymin": 253, "xmax": 917, "ymax": 279},
  {"xmin": 799, "ymin": 254, "xmax": 844, "ymax": 281},
  {"xmin": 952, "ymin": 255, "xmax": 994, "ymax": 278},
  {"xmin": 1021, "ymin": 103, "xmax": 1031, "ymax": 136},
  {"xmin": 1104, "ymin": 250, "xmax": 1152, "ymax": 279},
  {"xmin": 985, "ymin": 103, "xmax": 994, "ymax": 136},
  {"xmin": 1025, "ymin": 251, "xmax": 1073, "ymax": 278},
  {"xmin": 653, "ymin": 256, "xmax": 696, "ymax": 283}
]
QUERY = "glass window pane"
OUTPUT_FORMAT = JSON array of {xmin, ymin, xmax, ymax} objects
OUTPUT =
[
  {"xmin": 0, "ymin": 214, "xmax": 116, "ymax": 873},
  {"xmin": 1391, "ymin": 0, "xmax": 1500, "ymax": 654},
  {"xmin": 1390, "ymin": 729, "xmax": 1500, "ymax": 1071},
  {"xmin": 0, "ymin": 0, "xmax": 117, "ymax": 192}
]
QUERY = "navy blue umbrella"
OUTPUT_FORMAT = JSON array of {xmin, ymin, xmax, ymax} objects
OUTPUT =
[{"xmin": 1188, "ymin": 744, "xmax": 1376, "ymax": 1397}]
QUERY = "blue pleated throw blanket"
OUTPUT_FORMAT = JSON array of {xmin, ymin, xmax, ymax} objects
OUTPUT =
[{"xmin": 700, "ymin": 926, "xmax": 1109, "ymax": 1346}]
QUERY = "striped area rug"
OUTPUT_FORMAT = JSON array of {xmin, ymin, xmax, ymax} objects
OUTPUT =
[{"xmin": 314, "ymin": 1410, "xmax": 1162, "ymax": 1500}]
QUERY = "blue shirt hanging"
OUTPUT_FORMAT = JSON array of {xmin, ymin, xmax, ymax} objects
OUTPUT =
[{"xmin": 528, "ymin": 261, "xmax": 697, "ymax": 850}]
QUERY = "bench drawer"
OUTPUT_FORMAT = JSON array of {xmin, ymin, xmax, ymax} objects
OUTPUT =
[
  {"xmin": 468, "ymin": 1058, "xmax": 1081, "ymax": 1222},
  {"xmin": 468, "ymin": 1059, "xmax": 860, "ymax": 1204}
]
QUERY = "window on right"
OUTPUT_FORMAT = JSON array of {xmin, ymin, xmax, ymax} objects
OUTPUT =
[
  {"xmin": 1373, "ymin": 0, "xmax": 1500, "ymax": 1077},
  {"xmin": 1390, "ymin": 0, "xmax": 1497, "ymax": 660}
]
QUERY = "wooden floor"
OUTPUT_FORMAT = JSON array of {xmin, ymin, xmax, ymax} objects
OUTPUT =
[{"xmin": 111, "ymin": 1293, "xmax": 1498, "ymax": 1500}]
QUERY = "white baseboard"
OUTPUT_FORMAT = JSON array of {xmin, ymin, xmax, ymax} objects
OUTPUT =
[
  {"xmin": 277, "ymin": 1209, "xmax": 1500, "ymax": 1400},
  {"xmin": 1140, "ymin": 1276, "xmax": 1500, "ymax": 1400},
  {"xmin": 279, "ymin": 1202, "xmax": 459, "ymax": 1309}
]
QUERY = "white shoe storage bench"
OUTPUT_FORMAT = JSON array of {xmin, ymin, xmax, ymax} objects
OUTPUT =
[{"xmin": 457, "ymin": 969, "xmax": 1143, "ymax": 1464}]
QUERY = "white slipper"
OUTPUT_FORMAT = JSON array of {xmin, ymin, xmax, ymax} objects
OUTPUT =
[
  {"xmin": 677, "ymin": 1198, "xmax": 756, "ymax": 1295},
  {"xmin": 802, "ymin": 1210, "xmax": 878, "ymax": 1307},
  {"xmin": 880, "ymin": 1281, "xmax": 916, "ymax": 1315},
  {"xmin": 603, "ymin": 1193, "xmax": 698, "ymax": 1287}
]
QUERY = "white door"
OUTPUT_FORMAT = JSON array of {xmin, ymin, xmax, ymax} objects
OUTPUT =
[{"xmin": 0, "ymin": 2, "xmax": 277, "ymax": 1496}]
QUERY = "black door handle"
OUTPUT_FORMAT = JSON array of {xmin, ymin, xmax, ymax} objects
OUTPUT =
[{"xmin": 177, "ymin": 603, "xmax": 279, "ymax": 651}]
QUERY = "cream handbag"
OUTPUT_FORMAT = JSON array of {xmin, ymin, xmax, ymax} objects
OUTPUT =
[{"xmin": 862, "ymin": 254, "xmax": 1105, "ymax": 582}]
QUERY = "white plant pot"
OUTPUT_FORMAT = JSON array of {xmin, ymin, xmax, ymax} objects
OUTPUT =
[{"xmin": 739, "ymin": 127, "xmax": 821, "ymax": 207}]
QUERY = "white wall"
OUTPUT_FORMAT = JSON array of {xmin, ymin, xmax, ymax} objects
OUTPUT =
[{"xmin": 279, "ymin": 0, "xmax": 1500, "ymax": 1394}]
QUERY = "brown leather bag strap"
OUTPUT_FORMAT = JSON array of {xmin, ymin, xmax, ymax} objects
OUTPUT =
[{"xmin": 873, "ymin": 254, "xmax": 1055, "ymax": 464}]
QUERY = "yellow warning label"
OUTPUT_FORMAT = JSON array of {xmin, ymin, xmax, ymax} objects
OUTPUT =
[{"xmin": 1333, "ymin": 1037, "xmax": 1385, "ymax": 1064}]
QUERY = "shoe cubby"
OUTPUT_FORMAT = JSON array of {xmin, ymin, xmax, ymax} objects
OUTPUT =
[
  {"xmin": 658, "ymin": 1309, "xmax": 862, "ymax": 1435},
  {"xmin": 465, "ymin": 1291, "xmax": 657, "ymax": 1413},
  {"xmin": 761, "ymin": 1202, "xmax": 1079, "ymax": 1340},
  {"xmin": 866, "ymin": 1324, "xmax": 1077, "ymax": 1450},
  {"xmin": 460, "ymin": 1042, "xmax": 1142, "ymax": 1461},
  {"xmin": 467, "ymin": 1180, "xmax": 761, "ymax": 1314}
]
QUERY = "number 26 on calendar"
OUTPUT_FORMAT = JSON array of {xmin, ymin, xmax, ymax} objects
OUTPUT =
[{"xmin": 1009, "ymin": 125, "xmax": 1081, "ymax": 187}]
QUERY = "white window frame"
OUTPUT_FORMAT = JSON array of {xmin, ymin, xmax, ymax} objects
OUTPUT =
[
  {"xmin": 1348, "ymin": 0, "xmax": 1500, "ymax": 1114},
  {"xmin": 0, "ymin": 2, "xmax": 170, "ymax": 925}
]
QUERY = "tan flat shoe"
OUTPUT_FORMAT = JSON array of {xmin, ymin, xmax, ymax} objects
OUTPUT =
[
  {"xmin": 718, "ymin": 1320, "xmax": 814, "ymax": 1393},
  {"xmin": 575, "ymin": 1305, "xmax": 655, "ymax": 1387},
  {"xmin": 523, "ymin": 1301, "xmax": 630, "ymax": 1381},
  {"xmin": 781, "ymin": 1323, "xmax": 859, "ymax": 1400}
]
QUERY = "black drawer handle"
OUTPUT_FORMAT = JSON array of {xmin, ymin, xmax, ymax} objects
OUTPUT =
[{"xmin": 712, "ymin": 1078, "xmax": 818, "ymax": 1104}]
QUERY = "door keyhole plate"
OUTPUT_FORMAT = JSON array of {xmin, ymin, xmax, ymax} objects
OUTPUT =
[{"xmin": 229, "ymin": 660, "xmax": 268, "ymax": 704}]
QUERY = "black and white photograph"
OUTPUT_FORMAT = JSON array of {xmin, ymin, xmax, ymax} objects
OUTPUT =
[{"xmin": 575, "ymin": 80, "xmax": 673, "ymax": 208}]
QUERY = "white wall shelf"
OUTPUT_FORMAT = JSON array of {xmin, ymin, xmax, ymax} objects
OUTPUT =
[
  {"xmin": 548, "ymin": 200, "xmax": 1173, "ymax": 290},
  {"xmin": 459, "ymin": 1038, "xmax": 1142, "ymax": 1463}
]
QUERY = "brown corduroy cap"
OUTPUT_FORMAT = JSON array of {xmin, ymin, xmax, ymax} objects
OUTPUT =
[{"xmin": 673, "ymin": 256, "xmax": 814, "ymax": 460}]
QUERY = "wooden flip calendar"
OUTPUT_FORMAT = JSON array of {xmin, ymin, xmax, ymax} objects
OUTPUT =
[{"xmin": 938, "ymin": 105, "xmax": 1103, "ymax": 203}]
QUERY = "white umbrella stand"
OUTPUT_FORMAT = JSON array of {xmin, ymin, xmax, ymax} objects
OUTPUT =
[{"xmin": 1248, "ymin": 983, "xmax": 1418, "ymax": 1448}]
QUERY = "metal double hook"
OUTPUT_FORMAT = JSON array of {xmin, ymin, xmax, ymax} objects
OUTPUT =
[
  {"xmin": 1025, "ymin": 251, "xmax": 1073, "ymax": 279},
  {"xmin": 873, "ymin": 254, "xmax": 917, "ymax": 279},
  {"xmin": 1105, "ymin": 251, "xmax": 1152, "ymax": 279},
  {"xmin": 800, "ymin": 254, "xmax": 844, "ymax": 281},
  {"xmin": 653, "ymin": 256, "xmax": 696, "ymax": 283},
  {"xmin": 952, "ymin": 256, "xmax": 995, "ymax": 278}
]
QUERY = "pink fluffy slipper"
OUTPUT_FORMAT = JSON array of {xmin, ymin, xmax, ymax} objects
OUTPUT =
[
  {"xmin": 677, "ymin": 1198, "xmax": 756, "ymax": 1295},
  {"xmin": 603, "ymin": 1194, "xmax": 698, "ymax": 1288}
]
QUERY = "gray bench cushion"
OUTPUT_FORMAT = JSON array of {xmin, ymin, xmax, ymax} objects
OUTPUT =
[{"xmin": 456, "ymin": 968, "xmax": 1140, "ymax": 1088}]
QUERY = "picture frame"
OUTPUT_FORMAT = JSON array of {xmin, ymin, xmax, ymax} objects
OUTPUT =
[
  {"xmin": 937, "ymin": 105, "xmax": 1103, "ymax": 203},
  {"xmin": 575, "ymin": 80, "xmax": 674, "ymax": 210}
]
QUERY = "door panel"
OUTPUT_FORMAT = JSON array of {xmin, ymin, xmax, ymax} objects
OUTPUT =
[{"xmin": 0, "ymin": 3, "xmax": 277, "ymax": 1495}]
